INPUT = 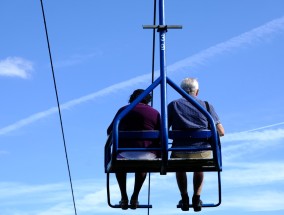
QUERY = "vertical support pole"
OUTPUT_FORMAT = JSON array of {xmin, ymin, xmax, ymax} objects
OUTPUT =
[
  {"xmin": 158, "ymin": 0, "xmax": 168, "ymax": 174},
  {"xmin": 217, "ymin": 171, "xmax": 222, "ymax": 206}
]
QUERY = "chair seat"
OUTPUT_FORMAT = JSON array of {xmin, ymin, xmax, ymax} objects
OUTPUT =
[{"xmin": 106, "ymin": 157, "xmax": 219, "ymax": 173}]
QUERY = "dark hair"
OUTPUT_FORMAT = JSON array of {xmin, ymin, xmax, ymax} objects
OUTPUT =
[{"xmin": 129, "ymin": 89, "xmax": 152, "ymax": 104}]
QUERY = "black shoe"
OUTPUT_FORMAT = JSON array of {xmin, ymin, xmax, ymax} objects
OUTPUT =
[
  {"xmin": 119, "ymin": 199, "xmax": 128, "ymax": 210},
  {"xmin": 192, "ymin": 196, "xmax": 202, "ymax": 212},
  {"xmin": 130, "ymin": 199, "xmax": 139, "ymax": 209},
  {"xmin": 178, "ymin": 199, "xmax": 189, "ymax": 211}
]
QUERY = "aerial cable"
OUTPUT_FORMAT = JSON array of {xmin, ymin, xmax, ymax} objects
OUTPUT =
[
  {"xmin": 39, "ymin": 1, "xmax": 78, "ymax": 215},
  {"xmin": 148, "ymin": 1, "xmax": 157, "ymax": 215},
  {"xmin": 150, "ymin": 0, "xmax": 157, "ymax": 107}
]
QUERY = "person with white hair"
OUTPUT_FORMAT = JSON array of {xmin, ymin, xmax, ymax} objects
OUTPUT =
[{"xmin": 168, "ymin": 78, "xmax": 225, "ymax": 212}]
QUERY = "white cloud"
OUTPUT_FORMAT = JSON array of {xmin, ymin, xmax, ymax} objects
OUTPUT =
[
  {"xmin": 1, "ymin": 163, "xmax": 284, "ymax": 215},
  {"xmin": 223, "ymin": 128, "xmax": 284, "ymax": 142},
  {"xmin": 223, "ymin": 190, "xmax": 284, "ymax": 211},
  {"xmin": 0, "ymin": 57, "xmax": 33, "ymax": 79},
  {"xmin": 55, "ymin": 52, "xmax": 102, "ymax": 68},
  {"xmin": 222, "ymin": 162, "xmax": 284, "ymax": 187},
  {"xmin": 0, "ymin": 179, "xmax": 128, "ymax": 215},
  {"xmin": 220, "ymin": 126, "xmax": 284, "ymax": 162}
]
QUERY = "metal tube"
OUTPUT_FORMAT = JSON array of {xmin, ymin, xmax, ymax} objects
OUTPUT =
[{"xmin": 158, "ymin": 0, "xmax": 169, "ymax": 174}]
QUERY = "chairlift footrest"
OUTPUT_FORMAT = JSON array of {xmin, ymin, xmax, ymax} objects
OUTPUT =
[
  {"xmin": 177, "ymin": 203, "xmax": 217, "ymax": 208},
  {"xmin": 114, "ymin": 204, "xmax": 152, "ymax": 209}
]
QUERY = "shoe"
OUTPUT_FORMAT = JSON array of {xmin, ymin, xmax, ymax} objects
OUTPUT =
[
  {"xmin": 192, "ymin": 196, "xmax": 202, "ymax": 212},
  {"xmin": 130, "ymin": 199, "xmax": 139, "ymax": 209},
  {"xmin": 119, "ymin": 199, "xmax": 128, "ymax": 210},
  {"xmin": 178, "ymin": 199, "xmax": 189, "ymax": 211}
]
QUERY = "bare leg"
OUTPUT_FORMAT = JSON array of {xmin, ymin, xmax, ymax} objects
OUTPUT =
[
  {"xmin": 192, "ymin": 171, "xmax": 204, "ymax": 212},
  {"xmin": 193, "ymin": 172, "xmax": 204, "ymax": 195},
  {"xmin": 115, "ymin": 172, "xmax": 128, "ymax": 200},
  {"xmin": 129, "ymin": 172, "xmax": 147, "ymax": 209},
  {"xmin": 131, "ymin": 172, "xmax": 147, "ymax": 200},
  {"xmin": 176, "ymin": 172, "xmax": 188, "ymax": 195},
  {"xmin": 176, "ymin": 172, "xmax": 189, "ymax": 211}
]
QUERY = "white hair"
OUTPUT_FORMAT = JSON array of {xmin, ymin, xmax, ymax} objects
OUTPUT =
[{"xmin": 180, "ymin": 78, "xmax": 199, "ymax": 95}]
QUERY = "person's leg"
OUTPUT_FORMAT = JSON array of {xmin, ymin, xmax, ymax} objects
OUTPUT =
[
  {"xmin": 192, "ymin": 171, "xmax": 204, "ymax": 212},
  {"xmin": 116, "ymin": 172, "xmax": 128, "ymax": 199},
  {"xmin": 130, "ymin": 172, "xmax": 147, "ymax": 208},
  {"xmin": 176, "ymin": 172, "xmax": 188, "ymax": 195},
  {"xmin": 115, "ymin": 172, "xmax": 128, "ymax": 209},
  {"xmin": 176, "ymin": 172, "xmax": 189, "ymax": 211},
  {"xmin": 193, "ymin": 171, "xmax": 204, "ymax": 195}
]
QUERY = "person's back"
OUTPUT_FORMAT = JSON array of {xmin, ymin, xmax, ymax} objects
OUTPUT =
[
  {"xmin": 120, "ymin": 103, "xmax": 159, "ymax": 130},
  {"xmin": 168, "ymin": 96, "xmax": 221, "ymax": 150},
  {"xmin": 108, "ymin": 103, "xmax": 160, "ymax": 149},
  {"xmin": 168, "ymin": 97, "xmax": 209, "ymax": 130},
  {"xmin": 107, "ymin": 89, "xmax": 161, "ymax": 158}
]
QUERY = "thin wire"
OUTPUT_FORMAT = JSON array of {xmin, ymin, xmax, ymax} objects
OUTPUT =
[
  {"xmin": 39, "ymin": 1, "xmax": 78, "ymax": 215},
  {"xmin": 148, "ymin": 1, "xmax": 157, "ymax": 215},
  {"xmin": 150, "ymin": 0, "xmax": 157, "ymax": 107}
]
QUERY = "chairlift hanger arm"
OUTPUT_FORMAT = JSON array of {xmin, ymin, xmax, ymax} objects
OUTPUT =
[{"xmin": 143, "ymin": 25, "xmax": 183, "ymax": 31}]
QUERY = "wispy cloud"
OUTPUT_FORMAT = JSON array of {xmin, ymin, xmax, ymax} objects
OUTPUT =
[
  {"xmin": 167, "ymin": 16, "xmax": 284, "ymax": 73},
  {"xmin": 223, "ymin": 190, "xmax": 284, "ymax": 211},
  {"xmin": 0, "ymin": 179, "xmax": 129, "ymax": 215},
  {"xmin": 0, "ymin": 107, "xmax": 58, "ymax": 136},
  {"xmin": 54, "ymin": 52, "xmax": 102, "ymax": 68},
  {"xmin": 1, "ymin": 16, "xmax": 284, "ymax": 135},
  {"xmin": 0, "ymin": 57, "xmax": 33, "ymax": 79},
  {"xmin": 1, "ymin": 117, "xmax": 284, "ymax": 214},
  {"xmin": 223, "ymin": 128, "xmax": 284, "ymax": 142},
  {"xmin": 241, "ymin": 122, "xmax": 284, "ymax": 132},
  {"xmin": 220, "ymin": 124, "xmax": 284, "ymax": 161},
  {"xmin": 1, "ymin": 159, "xmax": 284, "ymax": 214},
  {"xmin": 220, "ymin": 162, "xmax": 284, "ymax": 187}
]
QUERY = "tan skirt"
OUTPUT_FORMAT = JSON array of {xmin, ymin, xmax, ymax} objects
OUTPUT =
[{"xmin": 171, "ymin": 150, "xmax": 212, "ymax": 159}]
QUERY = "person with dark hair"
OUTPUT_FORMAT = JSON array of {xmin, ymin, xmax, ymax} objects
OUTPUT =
[
  {"xmin": 168, "ymin": 78, "xmax": 225, "ymax": 212},
  {"xmin": 107, "ymin": 89, "xmax": 161, "ymax": 210}
]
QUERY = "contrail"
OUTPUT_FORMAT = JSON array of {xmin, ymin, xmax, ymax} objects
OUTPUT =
[
  {"xmin": 239, "ymin": 122, "xmax": 284, "ymax": 133},
  {"xmin": 222, "ymin": 122, "xmax": 284, "ymax": 143},
  {"xmin": 1, "ymin": 16, "xmax": 284, "ymax": 136},
  {"xmin": 0, "ymin": 75, "xmax": 150, "ymax": 136},
  {"xmin": 166, "ymin": 16, "xmax": 284, "ymax": 73}
]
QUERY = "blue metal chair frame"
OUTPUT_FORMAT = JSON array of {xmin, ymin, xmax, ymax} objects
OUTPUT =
[{"xmin": 105, "ymin": 0, "xmax": 222, "ymax": 209}]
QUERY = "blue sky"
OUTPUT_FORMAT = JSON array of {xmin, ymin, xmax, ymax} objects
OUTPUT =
[{"xmin": 1, "ymin": 0, "xmax": 284, "ymax": 214}]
